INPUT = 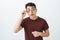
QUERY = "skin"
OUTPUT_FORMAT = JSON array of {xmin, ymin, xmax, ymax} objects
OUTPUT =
[{"xmin": 14, "ymin": 6, "xmax": 50, "ymax": 37}]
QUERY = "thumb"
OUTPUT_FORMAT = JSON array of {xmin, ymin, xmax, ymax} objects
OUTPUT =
[{"xmin": 32, "ymin": 32, "xmax": 34, "ymax": 34}]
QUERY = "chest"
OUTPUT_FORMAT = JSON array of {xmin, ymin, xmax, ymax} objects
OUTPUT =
[{"xmin": 25, "ymin": 20, "xmax": 44, "ymax": 32}]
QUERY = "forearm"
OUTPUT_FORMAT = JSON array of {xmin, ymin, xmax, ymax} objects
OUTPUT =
[
  {"xmin": 14, "ymin": 17, "xmax": 23, "ymax": 33},
  {"xmin": 14, "ymin": 26, "xmax": 22, "ymax": 33},
  {"xmin": 16, "ymin": 17, "xmax": 23, "ymax": 27},
  {"xmin": 39, "ymin": 32, "xmax": 49, "ymax": 37}
]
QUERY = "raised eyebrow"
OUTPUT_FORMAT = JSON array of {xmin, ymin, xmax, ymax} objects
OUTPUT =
[
  {"xmin": 27, "ymin": 7, "xmax": 33, "ymax": 9},
  {"xmin": 31, "ymin": 6, "xmax": 35, "ymax": 8}
]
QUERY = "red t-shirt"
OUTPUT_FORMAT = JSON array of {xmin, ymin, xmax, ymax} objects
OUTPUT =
[{"xmin": 21, "ymin": 16, "xmax": 49, "ymax": 40}]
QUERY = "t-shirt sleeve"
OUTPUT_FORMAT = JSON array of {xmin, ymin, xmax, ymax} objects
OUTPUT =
[
  {"xmin": 21, "ymin": 19, "xmax": 25, "ymax": 28},
  {"xmin": 43, "ymin": 19, "xmax": 49, "ymax": 31}
]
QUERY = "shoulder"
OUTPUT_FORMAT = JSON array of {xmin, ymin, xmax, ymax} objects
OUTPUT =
[
  {"xmin": 38, "ymin": 17, "xmax": 45, "ymax": 21},
  {"xmin": 23, "ymin": 17, "xmax": 29, "ymax": 21},
  {"xmin": 38, "ymin": 17, "xmax": 47, "ymax": 23}
]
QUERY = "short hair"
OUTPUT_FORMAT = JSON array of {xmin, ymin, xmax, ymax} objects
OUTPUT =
[{"xmin": 25, "ymin": 2, "xmax": 36, "ymax": 9}]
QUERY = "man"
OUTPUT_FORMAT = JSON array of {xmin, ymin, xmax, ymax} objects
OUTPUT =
[{"xmin": 14, "ymin": 2, "xmax": 50, "ymax": 40}]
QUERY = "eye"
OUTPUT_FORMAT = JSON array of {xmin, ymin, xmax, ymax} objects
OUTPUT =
[{"xmin": 26, "ymin": 9, "xmax": 30, "ymax": 12}]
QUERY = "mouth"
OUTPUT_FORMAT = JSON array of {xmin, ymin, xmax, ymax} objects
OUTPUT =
[{"xmin": 31, "ymin": 14, "xmax": 34, "ymax": 16}]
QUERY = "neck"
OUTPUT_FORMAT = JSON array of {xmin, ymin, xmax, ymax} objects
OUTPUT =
[{"xmin": 30, "ymin": 16, "xmax": 38, "ymax": 20}]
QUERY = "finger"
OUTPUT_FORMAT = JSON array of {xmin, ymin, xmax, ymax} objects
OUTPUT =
[
  {"xmin": 22, "ymin": 11, "xmax": 26, "ymax": 14},
  {"xmin": 32, "ymin": 32, "xmax": 34, "ymax": 34}
]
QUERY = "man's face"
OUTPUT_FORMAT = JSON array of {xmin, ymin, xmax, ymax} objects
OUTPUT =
[{"xmin": 26, "ymin": 6, "xmax": 37, "ymax": 17}]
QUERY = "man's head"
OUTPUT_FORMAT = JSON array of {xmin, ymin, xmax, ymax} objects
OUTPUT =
[
  {"xmin": 25, "ymin": 2, "xmax": 37, "ymax": 18},
  {"xmin": 25, "ymin": 2, "xmax": 36, "ymax": 9}
]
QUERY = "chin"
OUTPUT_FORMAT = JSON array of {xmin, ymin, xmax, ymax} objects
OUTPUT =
[{"xmin": 30, "ymin": 16, "xmax": 35, "ymax": 18}]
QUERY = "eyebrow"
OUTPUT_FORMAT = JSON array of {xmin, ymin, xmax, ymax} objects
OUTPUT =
[{"xmin": 27, "ymin": 7, "xmax": 35, "ymax": 10}]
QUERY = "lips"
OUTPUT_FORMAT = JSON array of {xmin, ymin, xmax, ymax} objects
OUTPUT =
[{"xmin": 31, "ymin": 14, "xmax": 34, "ymax": 16}]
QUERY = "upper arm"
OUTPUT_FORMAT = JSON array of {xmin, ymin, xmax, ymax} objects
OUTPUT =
[
  {"xmin": 21, "ymin": 19, "xmax": 25, "ymax": 28},
  {"xmin": 43, "ymin": 19, "xmax": 49, "ymax": 31},
  {"xmin": 44, "ymin": 29, "xmax": 50, "ymax": 37}
]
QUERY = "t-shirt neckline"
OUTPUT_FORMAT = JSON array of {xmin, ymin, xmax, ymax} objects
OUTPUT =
[{"xmin": 29, "ymin": 16, "xmax": 39, "ymax": 21}]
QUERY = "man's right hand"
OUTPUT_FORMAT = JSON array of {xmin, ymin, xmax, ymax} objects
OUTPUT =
[{"xmin": 21, "ymin": 10, "xmax": 27, "ymax": 18}]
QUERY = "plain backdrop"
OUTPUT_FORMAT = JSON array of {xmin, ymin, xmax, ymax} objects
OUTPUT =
[{"xmin": 0, "ymin": 0, "xmax": 60, "ymax": 40}]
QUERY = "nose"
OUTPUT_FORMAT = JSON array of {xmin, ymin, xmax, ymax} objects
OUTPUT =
[
  {"xmin": 29, "ymin": 10, "xmax": 33, "ymax": 13},
  {"xmin": 30, "ymin": 11, "xmax": 33, "ymax": 13}
]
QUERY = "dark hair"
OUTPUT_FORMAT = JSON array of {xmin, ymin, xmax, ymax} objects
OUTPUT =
[{"xmin": 25, "ymin": 2, "xmax": 36, "ymax": 9}]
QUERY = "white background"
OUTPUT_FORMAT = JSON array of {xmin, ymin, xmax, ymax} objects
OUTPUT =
[{"xmin": 0, "ymin": 0, "xmax": 60, "ymax": 40}]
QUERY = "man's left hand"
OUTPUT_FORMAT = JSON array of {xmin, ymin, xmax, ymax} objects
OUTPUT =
[{"xmin": 32, "ymin": 31, "xmax": 41, "ymax": 37}]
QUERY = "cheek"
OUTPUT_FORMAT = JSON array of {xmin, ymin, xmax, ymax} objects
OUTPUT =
[
  {"xmin": 27, "ymin": 11, "xmax": 36, "ymax": 16},
  {"xmin": 33, "ymin": 12, "xmax": 36, "ymax": 15}
]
